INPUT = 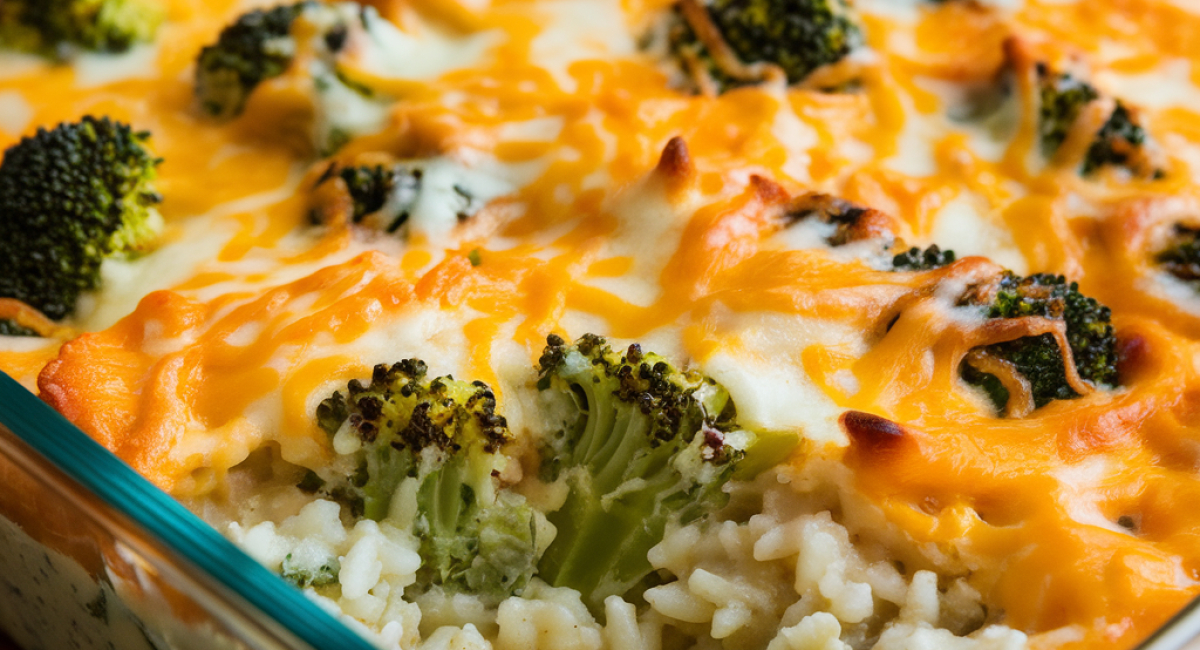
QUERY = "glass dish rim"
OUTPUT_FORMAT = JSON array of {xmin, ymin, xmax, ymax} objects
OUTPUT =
[{"xmin": 0, "ymin": 371, "xmax": 377, "ymax": 650}]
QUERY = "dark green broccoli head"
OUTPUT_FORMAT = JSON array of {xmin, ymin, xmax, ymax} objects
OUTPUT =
[
  {"xmin": 1037, "ymin": 66, "xmax": 1099, "ymax": 157},
  {"xmin": 0, "ymin": 320, "xmax": 39, "ymax": 337},
  {"xmin": 1036, "ymin": 64, "xmax": 1157, "ymax": 178},
  {"xmin": 1081, "ymin": 102, "xmax": 1148, "ymax": 176},
  {"xmin": 891, "ymin": 244, "xmax": 956, "ymax": 271},
  {"xmin": 1156, "ymin": 223, "xmax": 1200, "ymax": 284},
  {"xmin": 0, "ymin": 0, "xmax": 162, "ymax": 57},
  {"xmin": 195, "ymin": 2, "xmax": 314, "ymax": 119},
  {"xmin": 310, "ymin": 162, "xmax": 421, "ymax": 233},
  {"xmin": 281, "ymin": 552, "xmax": 340, "ymax": 589},
  {"xmin": 959, "ymin": 272, "xmax": 1117, "ymax": 414},
  {"xmin": 314, "ymin": 359, "xmax": 539, "ymax": 603},
  {"xmin": 309, "ymin": 161, "xmax": 482, "ymax": 235},
  {"xmin": 670, "ymin": 0, "xmax": 862, "ymax": 92},
  {"xmin": 196, "ymin": 2, "xmax": 391, "ymax": 154},
  {"xmin": 535, "ymin": 333, "xmax": 748, "ymax": 615},
  {"xmin": 0, "ymin": 116, "xmax": 162, "ymax": 320}
]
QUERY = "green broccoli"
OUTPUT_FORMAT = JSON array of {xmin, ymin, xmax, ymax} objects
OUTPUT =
[
  {"xmin": 313, "ymin": 360, "xmax": 540, "ymax": 604},
  {"xmin": 195, "ymin": 2, "xmax": 391, "ymax": 154},
  {"xmin": 958, "ymin": 271, "xmax": 1117, "ymax": 415},
  {"xmin": 1036, "ymin": 65, "xmax": 1157, "ymax": 178},
  {"xmin": 670, "ymin": 0, "xmax": 862, "ymax": 92},
  {"xmin": 0, "ymin": 320, "xmax": 38, "ymax": 337},
  {"xmin": 1156, "ymin": 223, "xmax": 1200, "ymax": 285},
  {"xmin": 1037, "ymin": 65, "xmax": 1099, "ymax": 157},
  {"xmin": 308, "ymin": 161, "xmax": 484, "ymax": 236},
  {"xmin": 534, "ymin": 334, "xmax": 752, "ymax": 615},
  {"xmin": 281, "ymin": 552, "xmax": 340, "ymax": 589},
  {"xmin": 0, "ymin": 116, "xmax": 162, "ymax": 320},
  {"xmin": 0, "ymin": 0, "xmax": 162, "ymax": 57},
  {"xmin": 1081, "ymin": 102, "xmax": 1149, "ymax": 176},
  {"xmin": 310, "ymin": 162, "xmax": 421, "ymax": 232},
  {"xmin": 194, "ymin": 3, "xmax": 311, "ymax": 119},
  {"xmin": 891, "ymin": 244, "xmax": 956, "ymax": 271}
]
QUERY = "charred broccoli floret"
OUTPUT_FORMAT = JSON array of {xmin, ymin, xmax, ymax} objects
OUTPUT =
[
  {"xmin": 670, "ymin": 0, "xmax": 862, "ymax": 92},
  {"xmin": 0, "ymin": 0, "xmax": 162, "ymax": 57},
  {"xmin": 1037, "ymin": 66, "xmax": 1099, "ymax": 157},
  {"xmin": 195, "ymin": 2, "xmax": 391, "ymax": 154},
  {"xmin": 891, "ymin": 244, "xmax": 956, "ymax": 271},
  {"xmin": 314, "ymin": 360, "xmax": 540, "ymax": 604},
  {"xmin": 958, "ymin": 272, "xmax": 1117, "ymax": 414},
  {"xmin": 0, "ymin": 116, "xmax": 162, "ymax": 320},
  {"xmin": 308, "ymin": 160, "xmax": 499, "ymax": 239},
  {"xmin": 1156, "ymin": 223, "xmax": 1200, "ymax": 285},
  {"xmin": 534, "ymin": 334, "xmax": 752, "ymax": 615},
  {"xmin": 310, "ymin": 162, "xmax": 425, "ymax": 233},
  {"xmin": 1082, "ymin": 102, "xmax": 1149, "ymax": 176},
  {"xmin": 1036, "ymin": 65, "xmax": 1156, "ymax": 178},
  {"xmin": 782, "ymin": 193, "xmax": 893, "ymax": 246}
]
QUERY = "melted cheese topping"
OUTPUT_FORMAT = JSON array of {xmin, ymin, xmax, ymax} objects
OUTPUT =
[{"xmin": 5, "ymin": 0, "xmax": 1200, "ymax": 647}]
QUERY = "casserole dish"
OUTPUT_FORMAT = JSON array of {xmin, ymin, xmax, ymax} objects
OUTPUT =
[{"xmin": 3, "ymin": 0, "xmax": 1200, "ymax": 647}]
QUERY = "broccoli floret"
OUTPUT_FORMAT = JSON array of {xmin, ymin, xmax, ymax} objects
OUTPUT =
[
  {"xmin": 0, "ymin": 319, "xmax": 38, "ymax": 337},
  {"xmin": 1036, "ymin": 65, "xmax": 1157, "ymax": 178},
  {"xmin": 310, "ymin": 162, "xmax": 422, "ymax": 232},
  {"xmin": 0, "ymin": 0, "xmax": 162, "ymax": 57},
  {"xmin": 195, "ymin": 2, "xmax": 390, "ymax": 154},
  {"xmin": 958, "ymin": 271, "xmax": 1117, "ymax": 414},
  {"xmin": 194, "ymin": 3, "xmax": 310, "ymax": 119},
  {"xmin": 1156, "ymin": 223, "xmax": 1200, "ymax": 285},
  {"xmin": 0, "ymin": 116, "xmax": 162, "ymax": 320},
  {"xmin": 534, "ymin": 334, "xmax": 749, "ymax": 615},
  {"xmin": 281, "ymin": 551, "xmax": 340, "ymax": 588},
  {"xmin": 670, "ymin": 0, "xmax": 862, "ymax": 92},
  {"xmin": 309, "ymin": 160, "xmax": 489, "ymax": 237},
  {"xmin": 314, "ymin": 360, "xmax": 539, "ymax": 604},
  {"xmin": 1037, "ymin": 66, "xmax": 1099, "ymax": 157},
  {"xmin": 783, "ymin": 193, "xmax": 892, "ymax": 246},
  {"xmin": 1081, "ymin": 102, "xmax": 1149, "ymax": 176},
  {"xmin": 891, "ymin": 244, "xmax": 956, "ymax": 271}
]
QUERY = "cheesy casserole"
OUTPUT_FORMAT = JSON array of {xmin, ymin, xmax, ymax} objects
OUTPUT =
[{"xmin": 1, "ymin": 0, "xmax": 1199, "ymax": 649}]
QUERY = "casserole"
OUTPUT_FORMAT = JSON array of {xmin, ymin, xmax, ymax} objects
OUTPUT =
[{"xmin": 3, "ymin": 0, "xmax": 1200, "ymax": 648}]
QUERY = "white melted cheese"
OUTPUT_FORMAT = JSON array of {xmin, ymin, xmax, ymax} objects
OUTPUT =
[
  {"xmin": 351, "ymin": 10, "xmax": 500, "ymax": 81},
  {"xmin": 0, "ymin": 91, "xmax": 33, "ymax": 136},
  {"xmin": 930, "ymin": 193, "xmax": 1028, "ymax": 274},
  {"xmin": 73, "ymin": 43, "xmax": 160, "ymax": 88},
  {"xmin": 528, "ymin": 0, "xmax": 636, "ymax": 92},
  {"xmin": 405, "ymin": 158, "xmax": 516, "ymax": 241},
  {"xmin": 699, "ymin": 311, "xmax": 862, "ymax": 446},
  {"xmin": 1099, "ymin": 58, "xmax": 1200, "ymax": 109},
  {"xmin": 578, "ymin": 176, "xmax": 703, "ymax": 308}
]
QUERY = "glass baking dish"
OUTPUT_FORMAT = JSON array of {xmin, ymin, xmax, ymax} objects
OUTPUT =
[
  {"xmin": 0, "ymin": 371, "xmax": 375, "ymax": 650},
  {"xmin": 2, "ymin": 367, "xmax": 1199, "ymax": 650}
]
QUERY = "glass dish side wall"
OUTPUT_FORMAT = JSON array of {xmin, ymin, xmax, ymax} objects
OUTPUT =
[
  {"xmin": 0, "ymin": 422, "xmax": 300, "ymax": 650},
  {"xmin": 0, "ymin": 372, "xmax": 377, "ymax": 650}
]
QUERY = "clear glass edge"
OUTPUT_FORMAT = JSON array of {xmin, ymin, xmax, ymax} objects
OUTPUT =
[{"xmin": 0, "ymin": 371, "xmax": 376, "ymax": 650}]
